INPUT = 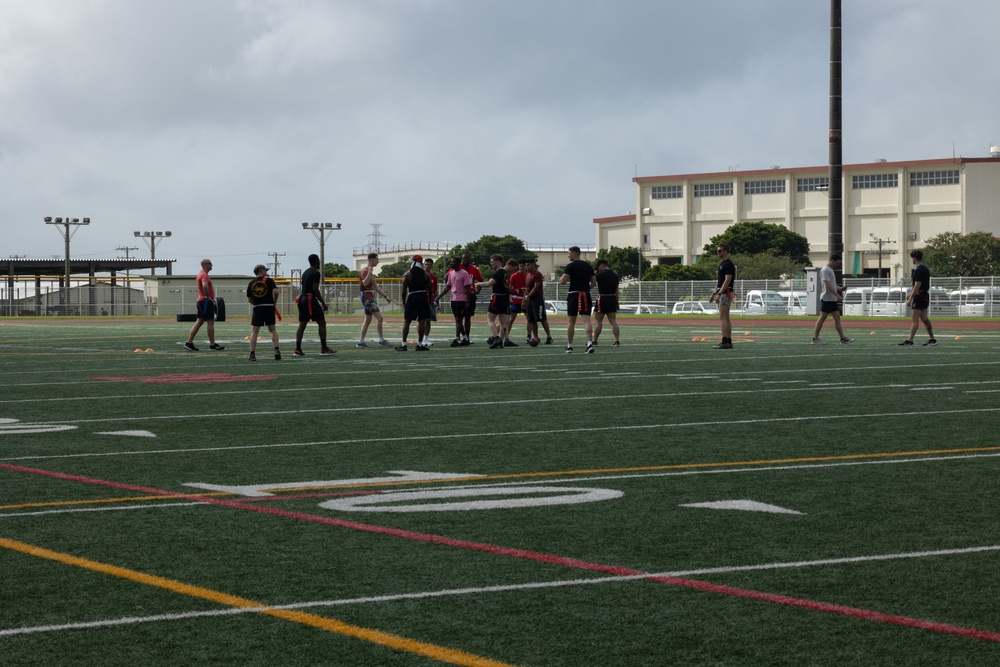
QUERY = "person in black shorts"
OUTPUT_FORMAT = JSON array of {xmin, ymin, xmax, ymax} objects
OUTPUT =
[
  {"xmin": 708, "ymin": 243, "xmax": 736, "ymax": 349},
  {"xmin": 246, "ymin": 264, "xmax": 281, "ymax": 361},
  {"xmin": 397, "ymin": 255, "xmax": 433, "ymax": 352},
  {"xmin": 523, "ymin": 258, "xmax": 553, "ymax": 345},
  {"xmin": 294, "ymin": 254, "xmax": 334, "ymax": 357},
  {"xmin": 559, "ymin": 246, "xmax": 595, "ymax": 353},
  {"xmin": 900, "ymin": 249, "xmax": 937, "ymax": 347},
  {"xmin": 476, "ymin": 254, "xmax": 515, "ymax": 349},
  {"xmin": 593, "ymin": 259, "xmax": 620, "ymax": 346}
]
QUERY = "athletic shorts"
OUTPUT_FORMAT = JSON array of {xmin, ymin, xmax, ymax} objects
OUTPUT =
[
  {"xmin": 489, "ymin": 294, "xmax": 510, "ymax": 315},
  {"xmin": 567, "ymin": 291, "xmax": 593, "ymax": 317},
  {"xmin": 525, "ymin": 297, "xmax": 547, "ymax": 324},
  {"xmin": 427, "ymin": 298, "xmax": 438, "ymax": 322},
  {"xmin": 404, "ymin": 293, "xmax": 432, "ymax": 321},
  {"xmin": 820, "ymin": 300, "xmax": 841, "ymax": 314},
  {"xmin": 196, "ymin": 299, "xmax": 216, "ymax": 321},
  {"xmin": 596, "ymin": 295, "xmax": 619, "ymax": 314},
  {"xmin": 911, "ymin": 293, "xmax": 929, "ymax": 311},
  {"xmin": 251, "ymin": 306, "xmax": 277, "ymax": 327},
  {"xmin": 362, "ymin": 296, "xmax": 380, "ymax": 315},
  {"xmin": 718, "ymin": 290, "xmax": 734, "ymax": 307},
  {"xmin": 466, "ymin": 297, "xmax": 477, "ymax": 316},
  {"xmin": 297, "ymin": 294, "xmax": 326, "ymax": 323},
  {"xmin": 510, "ymin": 301, "xmax": 523, "ymax": 315},
  {"xmin": 451, "ymin": 300, "xmax": 468, "ymax": 319}
]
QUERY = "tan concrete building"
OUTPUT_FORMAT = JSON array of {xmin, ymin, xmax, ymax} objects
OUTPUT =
[
  {"xmin": 596, "ymin": 156, "xmax": 1000, "ymax": 283},
  {"xmin": 353, "ymin": 244, "xmax": 594, "ymax": 280}
]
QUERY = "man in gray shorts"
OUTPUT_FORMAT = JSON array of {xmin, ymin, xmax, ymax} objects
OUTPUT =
[{"xmin": 708, "ymin": 244, "xmax": 735, "ymax": 349}]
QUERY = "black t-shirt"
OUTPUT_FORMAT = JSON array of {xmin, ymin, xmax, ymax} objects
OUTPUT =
[
  {"xmin": 564, "ymin": 259, "xmax": 595, "ymax": 292},
  {"xmin": 911, "ymin": 264, "xmax": 930, "ymax": 295},
  {"xmin": 717, "ymin": 258, "xmax": 736, "ymax": 289},
  {"xmin": 247, "ymin": 276, "xmax": 277, "ymax": 305},
  {"xmin": 491, "ymin": 268, "xmax": 509, "ymax": 295},
  {"xmin": 595, "ymin": 269, "xmax": 620, "ymax": 295},
  {"xmin": 408, "ymin": 266, "xmax": 427, "ymax": 293},
  {"xmin": 301, "ymin": 267, "xmax": 321, "ymax": 297}
]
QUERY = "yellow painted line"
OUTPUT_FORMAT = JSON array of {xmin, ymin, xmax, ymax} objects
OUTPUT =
[
  {"xmin": 11, "ymin": 445, "xmax": 1000, "ymax": 510},
  {"xmin": 262, "ymin": 445, "xmax": 1000, "ymax": 493},
  {"xmin": 0, "ymin": 537, "xmax": 519, "ymax": 667}
]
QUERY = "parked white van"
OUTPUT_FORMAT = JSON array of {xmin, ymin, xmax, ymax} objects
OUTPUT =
[
  {"xmin": 870, "ymin": 287, "xmax": 909, "ymax": 317},
  {"xmin": 953, "ymin": 288, "xmax": 1000, "ymax": 317},
  {"xmin": 736, "ymin": 290, "xmax": 787, "ymax": 315},
  {"xmin": 777, "ymin": 290, "xmax": 808, "ymax": 315},
  {"xmin": 843, "ymin": 287, "xmax": 873, "ymax": 316}
]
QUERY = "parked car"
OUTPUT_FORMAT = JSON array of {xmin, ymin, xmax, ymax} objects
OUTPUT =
[
  {"xmin": 544, "ymin": 300, "xmax": 568, "ymax": 315},
  {"xmin": 734, "ymin": 289, "xmax": 787, "ymax": 315},
  {"xmin": 671, "ymin": 301, "xmax": 719, "ymax": 315},
  {"xmin": 620, "ymin": 303, "xmax": 670, "ymax": 314}
]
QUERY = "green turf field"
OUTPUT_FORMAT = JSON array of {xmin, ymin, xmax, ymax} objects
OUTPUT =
[{"xmin": 2, "ymin": 316, "xmax": 1000, "ymax": 666}]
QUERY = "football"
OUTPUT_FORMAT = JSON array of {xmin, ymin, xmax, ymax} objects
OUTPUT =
[{"xmin": 528, "ymin": 337, "xmax": 540, "ymax": 347}]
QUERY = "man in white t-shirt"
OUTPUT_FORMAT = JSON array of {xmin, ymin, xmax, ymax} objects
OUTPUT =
[{"xmin": 812, "ymin": 253, "xmax": 853, "ymax": 344}]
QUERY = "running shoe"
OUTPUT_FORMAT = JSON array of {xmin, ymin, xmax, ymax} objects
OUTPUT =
[
  {"xmin": 840, "ymin": 338, "xmax": 854, "ymax": 344},
  {"xmin": 248, "ymin": 352, "xmax": 256, "ymax": 362},
  {"xmin": 450, "ymin": 339, "xmax": 461, "ymax": 347},
  {"xmin": 183, "ymin": 342, "xmax": 199, "ymax": 352},
  {"xmin": 320, "ymin": 348, "xmax": 336, "ymax": 355},
  {"xmin": 502, "ymin": 339, "xmax": 518, "ymax": 348},
  {"xmin": 565, "ymin": 345, "xmax": 573, "ymax": 353},
  {"xmin": 612, "ymin": 341, "xmax": 620, "ymax": 347},
  {"xmin": 713, "ymin": 342, "xmax": 734, "ymax": 349},
  {"xmin": 898, "ymin": 340, "xmax": 914, "ymax": 347},
  {"xmin": 545, "ymin": 337, "xmax": 553, "ymax": 345},
  {"xmin": 459, "ymin": 338, "xmax": 471, "ymax": 346},
  {"xmin": 274, "ymin": 350, "xmax": 281, "ymax": 360},
  {"xmin": 811, "ymin": 338, "xmax": 825, "ymax": 344},
  {"xmin": 489, "ymin": 339, "xmax": 503, "ymax": 349},
  {"xmin": 293, "ymin": 349, "xmax": 306, "ymax": 357},
  {"xmin": 377, "ymin": 339, "xmax": 391, "ymax": 347},
  {"xmin": 209, "ymin": 343, "xmax": 225, "ymax": 351},
  {"xmin": 415, "ymin": 345, "xmax": 429, "ymax": 352},
  {"xmin": 923, "ymin": 339, "xmax": 938, "ymax": 347},
  {"xmin": 394, "ymin": 344, "xmax": 408, "ymax": 352},
  {"xmin": 356, "ymin": 341, "xmax": 369, "ymax": 348},
  {"xmin": 586, "ymin": 342, "xmax": 595, "ymax": 354}
]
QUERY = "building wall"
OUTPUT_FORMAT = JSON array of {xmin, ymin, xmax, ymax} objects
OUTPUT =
[{"xmin": 602, "ymin": 157, "xmax": 1000, "ymax": 282}]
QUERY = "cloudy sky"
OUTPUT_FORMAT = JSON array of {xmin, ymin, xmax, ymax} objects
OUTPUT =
[{"xmin": 2, "ymin": 0, "xmax": 998, "ymax": 275}]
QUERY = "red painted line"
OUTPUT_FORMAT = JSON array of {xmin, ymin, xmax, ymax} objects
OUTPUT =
[{"xmin": 5, "ymin": 461, "xmax": 1000, "ymax": 643}]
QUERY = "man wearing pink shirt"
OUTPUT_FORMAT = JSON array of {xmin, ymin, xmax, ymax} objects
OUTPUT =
[
  {"xmin": 184, "ymin": 258, "xmax": 224, "ymax": 352},
  {"xmin": 437, "ymin": 257, "xmax": 472, "ymax": 346}
]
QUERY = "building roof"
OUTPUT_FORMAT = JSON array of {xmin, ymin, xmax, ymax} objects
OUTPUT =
[
  {"xmin": 631, "ymin": 156, "xmax": 1000, "ymax": 184},
  {"xmin": 1, "ymin": 258, "xmax": 175, "ymax": 276}
]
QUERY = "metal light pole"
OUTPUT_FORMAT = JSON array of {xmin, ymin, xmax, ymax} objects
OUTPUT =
[
  {"xmin": 301, "ymin": 222, "xmax": 342, "ymax": 286},
  {"xmin": 134, "ymin": 230, "xmax": 172, "ymax": 275},
  {"xmin": 44, "ymin": 216, "xmax": 90, "ymax": 309},
  {"xmin": 828, "ymin": 0, "xmax": 844, "ymax": 281}
]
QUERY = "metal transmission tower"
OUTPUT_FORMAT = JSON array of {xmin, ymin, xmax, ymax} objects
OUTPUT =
[{"xmin": 367, "ymin": 223, "xmax": 384, "ymax": 253}]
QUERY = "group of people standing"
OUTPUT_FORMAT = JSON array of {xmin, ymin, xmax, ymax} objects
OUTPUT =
[{"xmin": 182, "ymin": 246, "xmax": 631, "ymax": 358}]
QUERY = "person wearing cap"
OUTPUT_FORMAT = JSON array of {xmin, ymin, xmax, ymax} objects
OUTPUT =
[
  {"xmin": 475, "ymin": 254, "xmax": 516, "ymax": 349},
  {"xmin": 593, "ymin": 259, "xmax": 621, "ymax": 347},
  {"xmin": 437, "ymin": 256, "xmax": 472, "ymax": 346},
  {"xmin": 559, "ymin": 246, "xmax": 596, "ymax": 353},
  {"xmin": 246, "ymin": 264, "xmax": 281, "ymax": 361},
  {"xmin": 812, "ymin": 252, "xmax": 853, "ymax": 345},
  {"xmin": 396, "ymin": 255, "xmax": 432, "ymax": 352},
  {"xmin": 357, "ymin": 253, "xmax": 392, "ymax": 348},
  {"xmin": 523, "ymin": 258, "xmax": 553, "ymax": 345}
]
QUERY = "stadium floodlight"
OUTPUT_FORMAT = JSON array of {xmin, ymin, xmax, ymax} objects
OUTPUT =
[
  {"xmin": 301, "ymin": 222, "xmax": 342, "ymax": 286},
  {"xmin": 134, "ymin": 230, "xmax": 173, "ymax": 276},
  {"xmin": 44, "ymin": 215, "xmax": 91, "ymax": 309}
]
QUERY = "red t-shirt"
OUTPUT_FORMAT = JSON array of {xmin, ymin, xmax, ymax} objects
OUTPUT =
[
  {"xmin": 525, "ymin": 270, "xmax": 545, "ymax": 298},
  {"xmin": 461, "ymin": 263, "xmax": 483, "ymax": 294},
  {"xmin": 426, "ymin": 272, "xmax": 438, "ymax": 302},
  {"xmin": 509, "ymin": 271, "xmax": 527, "ymax": 305}
]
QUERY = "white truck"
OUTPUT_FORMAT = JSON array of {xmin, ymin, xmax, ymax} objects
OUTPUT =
[{"xmin": 733, "ymin": 289, "xmax": 787, "ymax": 315}]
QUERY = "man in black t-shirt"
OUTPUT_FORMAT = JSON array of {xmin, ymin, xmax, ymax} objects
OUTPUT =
[
  {"xmin": 708, "ymin": 243, "xmax": 736, "ymax": 349},
  {"xmin": 475, "ymin": 254, "xmax": 515, "ymax": 349},
  {"xmin": 397, "ymin": 255, "xmax": 433, "ymax": 352},
  {"xmin": 246, "ymin": 264, "xmax": 280, "ymax": 361},
  {"xmin": 558, "ymin": 246, "xmax": 596, "ymax": 353},
  {"xmin": 593, "ymin": 259, "xmax": 620, "ymax": 347},
  {"xmin": 900, "ymin": 249, "xmax": 937, "ymax": 347},
  {"xmin": 294, "ymin": 254, "xmax": 333, "ymax": 357}
]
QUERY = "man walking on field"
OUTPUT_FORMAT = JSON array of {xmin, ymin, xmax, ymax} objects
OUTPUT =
[
  {"xmin": 900, "ymin": 249, "xmax": 937, "ymax": 347},
  {"xmin": 811, "ymin": 253, "xmax": 853, "ymax": 345}
]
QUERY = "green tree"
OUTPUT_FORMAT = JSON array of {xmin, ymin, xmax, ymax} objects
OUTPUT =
[
  {"xmin": 449, "ymin": 235, "xmax": 531, "ymax": 267},
  {"xmin": 323, "ymin": 263, "xmax": 358, "ymax": 278},
  {"xmin": 642, "ymin": 263, "xmax": 713, "ymax": 281},
  {"xmin": 920, "ymin": 231, "xmax": 1000, "ymax": 277},
  {"xmin": 597, "ymin": 246, "xmax": 650, "ymax": 280},
  {"xmin": 703, "ymin": 221, "xmax": 811, "ymax": 265},
  {"xmin": 376, "ymin": 257, "xmax": 413, "ymax": 278},
  {"xmin": 728, "ymin": 253, "xmax": 807, "ymax": 280}
]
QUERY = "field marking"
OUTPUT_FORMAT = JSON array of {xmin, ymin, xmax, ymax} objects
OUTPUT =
[
  {"xmin": 6, "ymin": 406, "xmax": 1000, "ymax": 464},
  {"xmin": 4, "ymin": 465, "xmax": 1000, "ymax": 645},
  {"xmin": 6, "ymin": 543, "xmax": 1000, "ymax": 638},
  {"xmin": 0, "ymin": 537, "xmax": 519, "ymax": 667}
]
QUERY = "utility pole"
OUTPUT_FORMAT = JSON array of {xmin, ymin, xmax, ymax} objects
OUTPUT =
[
  {"xmin": 44, "ymin": 216, "xmax": 91, "ymax": 309},
  {"xmin": 301, "ymin": 223, "xmax": 342, "ymax": 287},
  {"xmin": 869, "ymin": 234, "xmax": 895, "ymax": 283},
  {"xmin": 828, "ymin": 0, "xmax": 843, "ymax": 283},
  {"xmin": 267, "ymin": 251, "xmax": 286, "ymax": 277},
  {"xmin": 134, "ymin": 230, "xmax": 172, "ymax": 276}
]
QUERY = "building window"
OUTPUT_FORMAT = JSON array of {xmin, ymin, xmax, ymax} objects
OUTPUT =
[
  {"xmin": 693, "ymin": 182, "xmax": 733, "ymax": 197},
  {"xmin": 910, "ymin": 170, "xmax": 959, "ymax": 186},
  {"xmin": 852, "ymin": 173, "xmax": 898, "ymax": 189},
  {"xmin": 744, "ymin": 179, "xmax": 785, "ymax": 195},
  {"xmin": 796, "ymin": 177, "xmax": 829, "ymax": 192},
  {"xmin": 651, "ymin": 185, "xmax": 683, "ymax": 199}
]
